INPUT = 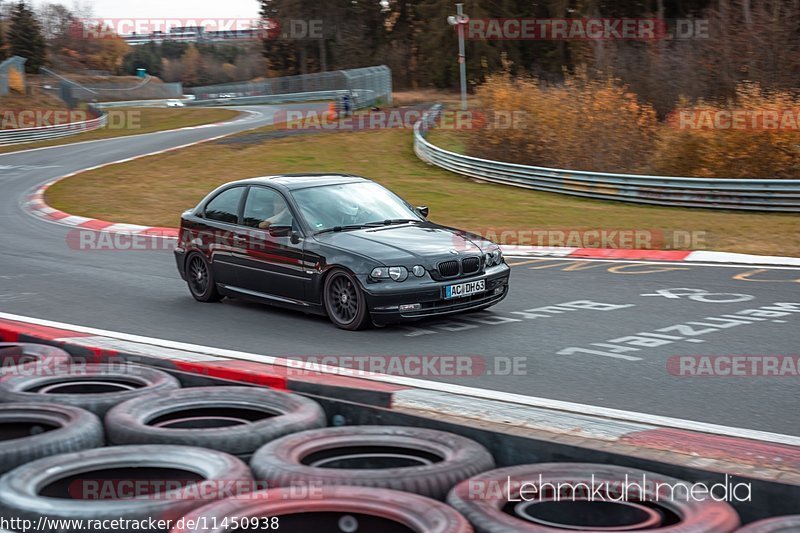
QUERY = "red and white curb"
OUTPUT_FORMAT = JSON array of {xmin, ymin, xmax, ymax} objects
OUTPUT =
[
  {"xmin": 21, "ymin": 115, "xmax": 261, "ymax": 239},
  {"xmin": 0, "ymin": 311, "xmax": 797, "ymax": 483},
  {"xmin": 14, "ymin": 106, "xmax": 800, "ymax": 267},
  {"xmin": 24, "ymin": 188, "xmax": 800, "ymax": 268},
  {"xmin": 25, "ymin": 181, "xmax": 179, "ymax": 238},
  {"xmin": 501, "ymin": 245, "xmax": 800, "ymax": 267}
]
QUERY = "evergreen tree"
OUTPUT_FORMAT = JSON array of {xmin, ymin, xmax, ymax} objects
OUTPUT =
[
  {"xmin": 0, "ymin": 10, "xmax": 7, "ymax": 61},
  {"xmin": 7, "ymin": 1, "xmax": 46, "ymax": 72}
]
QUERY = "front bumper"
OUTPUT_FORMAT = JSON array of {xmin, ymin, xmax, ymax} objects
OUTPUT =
[{"xmin": 363, "ymin": 264, "xmax": 511, "ymax": 325}]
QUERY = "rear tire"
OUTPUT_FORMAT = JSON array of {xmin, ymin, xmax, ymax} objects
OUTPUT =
[
  {"xmin": 186, "ymin": 253, "xmax": 222, "ymax": 302},
  {"xmin": 323, "ymin": 269, "xmax": 370, "ymax": 330}
]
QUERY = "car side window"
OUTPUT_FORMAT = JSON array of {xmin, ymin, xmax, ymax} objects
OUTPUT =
[
  {"xmin": 204, "ymin": 187, "xmax": 243, "ymax": 224},
  {"xmin": 243, "ymin": 187, "xmax": 294, "ymax": 229}
]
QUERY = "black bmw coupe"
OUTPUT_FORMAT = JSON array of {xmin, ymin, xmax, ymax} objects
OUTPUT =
[{"xmin": 175, "ymin": 174, "xmax": 511, "ymax": 330}]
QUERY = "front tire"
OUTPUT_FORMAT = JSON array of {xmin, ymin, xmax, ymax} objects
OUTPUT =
[
  {"xmin": 186, "ymin": 253, "xmax": 222, "ymax": 302},
  {"xmin": 323, "ymin": 269, "xmax": 370, "ymax": 330}
]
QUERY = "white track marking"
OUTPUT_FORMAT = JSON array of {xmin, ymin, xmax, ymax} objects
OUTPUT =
[
  {"xmin": 0, "ymin": 109, "xmax": 262, "ymax": 158},
  {"xmin": 687, "ymin": 250, "xmax": 800, "ymax": 266},
  {"xmin": 504, "ymin": 256, "xmax": 800, "ymax": 270},
  {"xmin": 0, "ymin": 311, "xmax": 797, "ymax": 447}
]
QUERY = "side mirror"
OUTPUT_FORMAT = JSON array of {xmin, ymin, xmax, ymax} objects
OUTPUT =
[
  {"xmin": 417, "ymin": 206, "xmax": 429, "ymax": 217},
  {"xmin": 268, "ymin": 225, "xmax": 293, "ymax": 238}
]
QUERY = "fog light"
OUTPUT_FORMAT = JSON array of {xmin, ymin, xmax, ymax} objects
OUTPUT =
[
  {"xmin": 493, "ymin": 286, "xmax": 505, "ymax": 295},
  {"xmin": 399, "ymin": 303, "xmax": 422, "ymax": 312}
]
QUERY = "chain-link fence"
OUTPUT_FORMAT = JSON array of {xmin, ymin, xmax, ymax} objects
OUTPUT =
[
  {"xmin": 42, "ymin": 69, "xmax": 183, "ymax": 107},
  {"xmin": 189, "ymin": 65, "xmax": 392, "ymax": 108},
  {"xmin": 0, "ymin": 57, "xmax": 27, "ymax": 97}
]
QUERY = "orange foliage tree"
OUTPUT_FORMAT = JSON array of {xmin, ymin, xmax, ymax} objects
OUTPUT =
[
  {"xmin": 652, "ymin": 83, "xmax": 800, "ymax": 179},
  {"xmin": 467, "ymin": 69, "xmax": 658, "ymax": 174}
]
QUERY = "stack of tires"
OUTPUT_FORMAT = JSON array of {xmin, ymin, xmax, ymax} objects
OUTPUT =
[{"xmin": 0, "ymin": 342, "xmax": 789, "ymax": 532}]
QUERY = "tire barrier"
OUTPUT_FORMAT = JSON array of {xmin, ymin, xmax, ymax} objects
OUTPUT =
[
  {"xmin": 0, "ymin": 363, "xmax": 180, "ymax": 416},
  {"xmin": 250, "ymin": 425, "xmax": 495, "ymax": 500},
  {"xmin": 171, "ymin": 486, "xmax": 474, "ymax": 533},
  {"xmin": 0, "ymin": 342, "xmax": 71, "ymax": 374},
  {"xmin": 0, "ymin": 341, "xmax": 785, "ymax": 529},
  {"xmin": 447, "ymin": 463, "xmax": 741, "ymax": 532},
  {"xmin": 736, "ymin": 516, "xmax": 800, "ymax": 532},
  {"xmin": 105, "ymin": 386, "xmax": 326, "ymax": 458},
  {"xmin": 0, "ymin": 403, "xmax": 104, "ymax": 474},
  {"xmin": 0, "ymin": 445, "xmax": 253, "ymax": 532}
]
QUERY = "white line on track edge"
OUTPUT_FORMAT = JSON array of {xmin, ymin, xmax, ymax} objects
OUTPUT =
[{"xmin": 504, "ymin": 256, "xmax": 800, "ymax": 270}]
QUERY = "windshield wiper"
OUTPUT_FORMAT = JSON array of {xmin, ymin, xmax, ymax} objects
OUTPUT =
[
  {"xmin": 314, "ymin": 219, "xmax": 419, "ymax": 235},
  {"xmin": 380, "ymin": 219, "xmax": 420, "ymax": 225},
  {"xmin": 315, "ymin": 223, "xmax": 383, "ymax": 235}
]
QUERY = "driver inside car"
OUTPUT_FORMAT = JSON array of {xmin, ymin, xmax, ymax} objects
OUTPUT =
[{"xmin": 258, "ymin": 195, "xmax": 293, "ymax": 229}]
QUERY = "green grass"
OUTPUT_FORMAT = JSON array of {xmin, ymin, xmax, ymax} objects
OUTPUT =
[
  {"xmin": 0, "ymin": 107, "xmax": 240, "ymax": 154},
  {"xmin": 46, "ymin": 124, "xmax": 800, "ymax": 256}
]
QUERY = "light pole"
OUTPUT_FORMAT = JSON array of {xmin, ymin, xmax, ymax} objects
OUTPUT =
[{"xmin": 447, "ymin": 3, "xmax": 469, "ymax": 110}]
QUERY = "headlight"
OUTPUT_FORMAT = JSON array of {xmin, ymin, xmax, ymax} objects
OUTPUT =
[
  {"xmin": 370, "ymin": 267, "xmax": 389, "ymax": 279},
  {"xmin": 412, "ymin": 265, "xmax": 426, "ymax": 277},
  {"xmin": 484, "ymin": 249, "xmax": 503, "ymax": 267},
  {"xmin": 389, "ymin": 266, "xmax": 408, "ymax": 281},
  {"xmin": 370, "ymin": 266, "xmax": 409, "ymax": 282}
]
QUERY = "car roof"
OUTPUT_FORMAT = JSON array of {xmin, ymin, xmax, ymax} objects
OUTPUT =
[{"xmin": 232, "ymin": 173, "xmax": 368, "ymax": 191}]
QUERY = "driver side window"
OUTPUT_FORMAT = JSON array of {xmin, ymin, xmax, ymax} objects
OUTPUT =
[{"xmin": 242, "ymin": 187, "xmax": 294, "ymax": 229}]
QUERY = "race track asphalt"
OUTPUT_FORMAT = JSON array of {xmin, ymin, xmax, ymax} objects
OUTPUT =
[{"xmin": 0, "ymin": 105, "xmax": 797, "ymax": 436}]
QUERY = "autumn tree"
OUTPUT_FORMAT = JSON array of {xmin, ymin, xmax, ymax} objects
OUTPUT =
[{"xmin": 181, "ymin": 45, "xmax": 202, "ymax": 85}]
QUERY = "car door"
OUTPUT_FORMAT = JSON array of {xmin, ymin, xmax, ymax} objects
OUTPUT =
[
  {"xmin": 197, "ymin": 185, "xmax": 246, "ymax": 288},
  {"xmin": 233, "ymin": 186, "xmax": 309, "ymax": 302}
]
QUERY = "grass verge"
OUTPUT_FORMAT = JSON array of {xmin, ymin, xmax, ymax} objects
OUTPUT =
[
  {"xmin": 0, "ymin": 107, "xmax": 240, "ymax": 154},
  {"xmin": 46, "ymin": 124, "xmax": 800, "ymax": 256}
]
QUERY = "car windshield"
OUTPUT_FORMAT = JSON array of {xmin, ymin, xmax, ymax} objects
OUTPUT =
[{"xmin": 291, "ymin": 182, "xmax": 421, "ymax": 232}]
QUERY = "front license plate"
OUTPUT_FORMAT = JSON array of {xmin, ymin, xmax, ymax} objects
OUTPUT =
[{"xmin": 445, "ymin": 279, "xmax": 486, "ymax": 299}]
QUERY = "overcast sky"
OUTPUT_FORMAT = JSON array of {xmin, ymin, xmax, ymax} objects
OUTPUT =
[{"xmin": 33, "ymin": 0, "xmax": 262, "ymax": 20}]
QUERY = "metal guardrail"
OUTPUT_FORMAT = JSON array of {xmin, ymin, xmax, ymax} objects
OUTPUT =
[
  {"xmin": 95, "ymin": 98, "xmax": 194, "ymax": 109},
  {"xmin": 191, "ymin": 66, "xmax": 392, "ymax": 108},
  {"xmin": 414, "ymin": 105, "xmax": 800, "ymax": 212},
  {"xmin": 189, "ymin": 89, "xmax": 378, "ymax": 109},
  {"xmin": 189, "ymin": 90, "xmax": 346, "ymax": 107},
  {"xmin": 0, "ymin": 109, "xmax": 108, "ymax": 146}
]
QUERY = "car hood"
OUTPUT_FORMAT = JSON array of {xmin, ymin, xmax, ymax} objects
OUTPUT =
[{"xmin": 314, "ymin": 222, "xmax": 493, "ymax": 266}]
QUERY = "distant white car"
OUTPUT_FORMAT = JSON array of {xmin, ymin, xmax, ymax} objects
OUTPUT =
[{"xmin": 166, "ymin": 99, "xmax": 185, "ymax": 107}]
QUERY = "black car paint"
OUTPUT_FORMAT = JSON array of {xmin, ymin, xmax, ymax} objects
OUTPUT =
[{"xmin": 175, "ymin": 174, "xmax": 511, "ymax": 325}]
